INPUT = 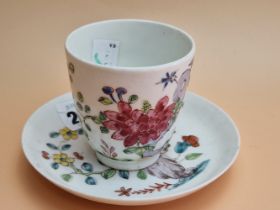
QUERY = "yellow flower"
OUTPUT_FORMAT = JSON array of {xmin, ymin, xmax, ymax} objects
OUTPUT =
[
  {"xmin": 53, "ymin": 153, "xmax": 75, "ymax": 166},
  {"xmin": 59, "ymin": 127, "xmax": 78, "ymax": 140}
]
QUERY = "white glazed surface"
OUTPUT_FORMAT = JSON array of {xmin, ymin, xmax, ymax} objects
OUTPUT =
[
  {"xmin": 65, "ymin": 20, "xmax": 195, "ymax": 167},
  {"xmin": 22, "ymin": 92, "xmax": 240, "ymax": 206},
  {"xmin": 65, "ymin": 19, "xmax": 194, "ymax": 67}
]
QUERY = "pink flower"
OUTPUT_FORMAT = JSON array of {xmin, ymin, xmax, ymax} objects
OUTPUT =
[{"xmin": 103, "ymin": 96, "xmax": 176, "ymax": 147}]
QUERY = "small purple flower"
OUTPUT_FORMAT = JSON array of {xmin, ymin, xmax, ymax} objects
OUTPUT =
[
  {"xmin": 102, "ymin": 86, "xmax": 116, "ymax": 103},
  {"xmin": 156, "ymin": 71, "xmax": 178, "ymax": 89},
  {"xmin": 102, "ymin": 86, "xmax": 114, "ymax": 95},
  {"xmin": 116, "ymin": 87, "xmax": 127, "ymax": 101}
]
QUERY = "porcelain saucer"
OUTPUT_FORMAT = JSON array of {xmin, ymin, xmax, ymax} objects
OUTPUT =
[{"xmin": 22, "ymin": 92, "xmax": 240, "ymax": 205}]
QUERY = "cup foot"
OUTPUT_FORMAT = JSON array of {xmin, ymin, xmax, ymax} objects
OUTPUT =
[{"xmin": 95, "ymin": 152, "xmax": 160, "ymax": 170}]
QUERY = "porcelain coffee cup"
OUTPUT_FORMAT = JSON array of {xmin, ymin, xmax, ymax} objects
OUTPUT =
[{"xmin": 65, "ymin": 19, "xmax": 195, "ymax": 170}]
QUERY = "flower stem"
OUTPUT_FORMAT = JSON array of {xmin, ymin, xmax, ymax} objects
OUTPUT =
[
  {"xmin": 109, "ymin": 94, "xmax": 117, "ymax": 103},
  {"xmin": 69, "ymin": 163, "xmax": 80, "ymax": 174},
  {"xmin": 177, "ymin": 156, "xmax": 185, "ymax": 163},
  {"xmin": 83, "ymin": 115, "xmax": 93, "ymax": 121},
  {"xmin": 83, "ymin": 171, "xmax": 104, "ymax": 176},
  {"xmin": 58, "ymin": 141, "xmax": 64, "ymax": 153},
  {"xmin": 69, "ymin": 163, "xmax": 105, "ymax": 176},
  {"xmin": 175, "ymin": 153, "xmax": 182, "ymax": 161}
]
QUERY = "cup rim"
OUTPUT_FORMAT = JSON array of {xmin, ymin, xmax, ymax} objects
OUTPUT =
[{"xmin": 65, "ymin": 19, "xmax": 196, "ymax": 72}]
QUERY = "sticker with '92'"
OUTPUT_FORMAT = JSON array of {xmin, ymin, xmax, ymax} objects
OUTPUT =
[{"xmin": 92, "ymin": 39, "xmax": 120, "ymax": 66}]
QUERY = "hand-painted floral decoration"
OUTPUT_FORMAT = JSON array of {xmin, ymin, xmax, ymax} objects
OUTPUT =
[
  {"xmin": 156, "ymin": 71, "xmax": 178, "ymax": 89},
  {"xmin": 59, "ymin": 127, "xmax": 78, "ymax": 140},
  {"xmin": 68, "ymin": 62, "xmax": 74, "ymax": 83},
  {"xmin": 72, "ymin": 61, "xmax": 193, "ymax": 159},
  {"xmin": 75, "ymin": 86, "xmax": 176, "ymax": 157},
  {"xmin": 103, "ymin": 95, "xmax": 175, "ymax": 147},
  {"xmin": 42, "ymin": 127, "xmax": 210, "ymax": 195},
  {"xmin": 53, "ymin": 153, "xmax": 75, "ymax": 166}
]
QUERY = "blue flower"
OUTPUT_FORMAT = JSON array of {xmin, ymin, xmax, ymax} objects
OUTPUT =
[
  {"xmin": 102, "ymin": 86, "xmax": 114, "ymax": 95},
  {"xmin": 85, "ymin": 176, "xmax": 96, "ymax": 185},
  {"xmin": 156, "ymin": 71, "xmax": 177, "ymax": 89},
  {"xmin": 116, "ymin": 87, "xmax": 127, "ymax": 101},
  {"xmin": 174, "ymin": 141, "xmax": 189, "ymax": 153},
  {"xmin": 102, "ymin": 86, "xmax": 117, "ymax": 102}
]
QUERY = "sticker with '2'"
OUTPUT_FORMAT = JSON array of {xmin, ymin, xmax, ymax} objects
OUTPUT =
[{"xmin": 56, "ymin": 100, "xmax": 82, "ymax": 130}]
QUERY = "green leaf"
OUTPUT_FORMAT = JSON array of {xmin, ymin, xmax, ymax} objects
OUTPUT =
[
  {"xmin": 46, "ymin": 143, "xmax": 58, "ymax": 150},
  {"xmin": 123, "ymin": 146, "xmax": 154, "ymax": 157},
  {"xmin": 142, "ymin": 100, "xmax": 152, "ymax": 113},
  {"xmin": 85, "ymin": 123, "xmax": 91, "ymax": 131},
  {"xmin": 81, "ymin": 162, "xmax": 93, "ymax": 172},
  {"xmin": 61, "ymin": 144, "xmax": 71, "ymax": 151},
  {"xmin": 174, "ymin": 100, "xmax": 184, "ymax": 114},
  {"xmin": 137, "ymin": 169, "xmax": 147, "ymax": 180},
  {"xmin": 128, "ymin": 95, "xmax": 138, "ymax": 104},
  {"xmin": 51, "ymin": 162, "xmax": 59, "ymax": 170},
  {"xmin": 123, "ymin": 147, "xmax": 138, "ymax": 154},
  {"xmin": 101, "ymin": 169, "xmax": 116, "ymax": 179},
  {"xmin": 118, "ymin": 170, "xmax": 129, "ymax": 179},
  {"xmin": 99, "ymin": 112, "xmax": 107, "ymax": 121},
  {"xmin": 185, "ymin": 153, "xmax": 202, "ymax": 160},
  {"xmin": 178, "ymin": 100, "xmax": 184, "ymax": 107},
  {"xmin": 84, "ymin": 105, "xmax": 91, "ymax": 113},
  {"xmin": 100, "ymin": 126, "xmax": 109, "ymax": 134},
  {"xmin": 76, "ymin": 101, "xmax": 83, "ymax": 111},
  {"xmin": 49, "ymin": 132, "xmax": 59, "ymax": 138},
  {"xmin": 177, "ymin": 101, "xmax": 184, "ymax": 110},
  {"xmin": 61, "ymin": 174, "xmax": 72, "ymax": 182},
  {"xmin": 85, "ymin": 176, "xmax": 96, "ymax": 185},
  {"xmin": 94, "ymin": 53, "xmax": 102, "ymax": 64},
  {"xmin": 68, "ymin": 62, "xmax": 75, "ymax": 73},
  {"xmin": 142, "ymin": 145, "xmax": 155, "ymax": 151},
  {"xmin": 98, "ymin": 96, "xmax": 113, "ymax": 105},
  {"xmin": 78, "ymin": 129, "xmax": 84, "ymax": 135},
  {"xmin": 77, "ymin": 91, "xmax": 84, "ymax": 103},
  {"xmin": 91, "ymin": 116, "xmax": 101, "ymax": 124}
]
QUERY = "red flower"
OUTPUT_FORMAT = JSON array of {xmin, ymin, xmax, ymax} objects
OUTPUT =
[
  {"xmin": 41, "ymin": 151, "xmax": 49, "ymax": 159},
  {"xmin": 73, "ymin": 152, "xmax": 84, "ymax": 160},
  {"xmin": 182, "ymin": 135, "xmax": 199, "ymax": 147},
  {"xmin": 115, "ymin": 187, "xmax": 132, "ymax": 196},
  {"xmin": 103, "ymin": 96, "xmax": 175, "ymax": 147}
]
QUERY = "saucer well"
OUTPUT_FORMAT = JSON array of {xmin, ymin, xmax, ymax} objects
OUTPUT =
[{"xmin": 22, "ymin": 92, "xmax": 240, "ymax": 205}]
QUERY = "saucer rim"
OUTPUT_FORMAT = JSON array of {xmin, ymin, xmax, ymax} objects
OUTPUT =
[{"xmin": 21, "ymin": 92, "xmax": 240, "ymax": 205}]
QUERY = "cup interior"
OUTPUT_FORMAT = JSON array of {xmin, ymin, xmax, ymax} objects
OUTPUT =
[{"xmin": 66, "ymin": 20, "xmax": 194, "ymax": 68}]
